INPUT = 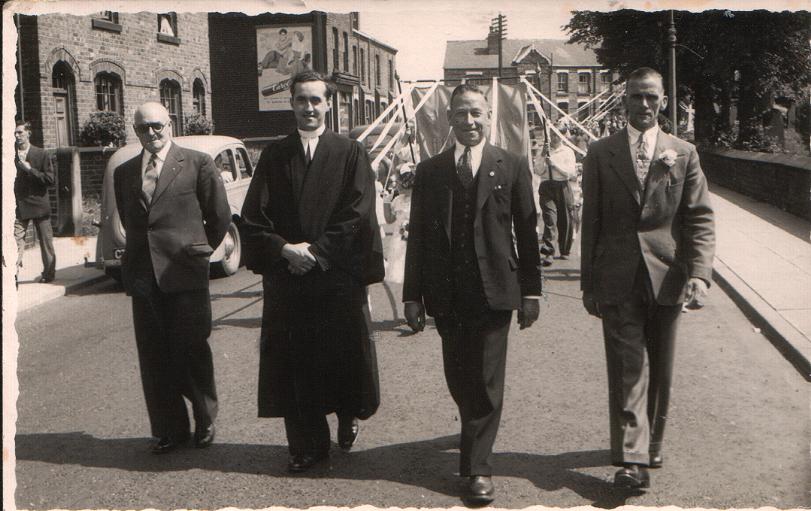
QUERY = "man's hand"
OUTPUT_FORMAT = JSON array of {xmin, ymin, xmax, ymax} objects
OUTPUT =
[
  {"xmin": 684, "ymin": 277, "xmax": 709, "ymax": 309},
  {"xmin": 404, "ymin": 301, "xmax": 426, "ymax": 333},
  {"xmin": 517, "ymin": 297, "xmax": 540, "ymax": 329},
  {"xmin": 583, "ymin": 291, "xmax": 601, "ymax": 317},
  {"xmin": 282, "ymin": 243, "xmax": 316, "ymax": 275},
  {"xmin": 18, "ymin": 159, "xmax": 32, "ymax": 172}
]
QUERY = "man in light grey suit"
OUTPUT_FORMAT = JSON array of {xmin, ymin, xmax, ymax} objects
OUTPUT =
[{"xmin": 581, "ymin": 68, "xmax": 715, "ymax": 490}]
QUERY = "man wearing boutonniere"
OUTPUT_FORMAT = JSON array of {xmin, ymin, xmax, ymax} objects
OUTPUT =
[{"xmin": 580, "ymin": 67, "xmax": 715, "ymax": 490}]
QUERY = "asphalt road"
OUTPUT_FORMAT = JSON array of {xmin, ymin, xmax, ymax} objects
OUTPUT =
[{"xmin": 13, "ymin": 257, "xmax": 810, "ymax": 509}]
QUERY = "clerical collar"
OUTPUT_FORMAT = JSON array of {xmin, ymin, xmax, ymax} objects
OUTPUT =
[{"xmin": 298, "ymin": 124, "xmax": 326, "ymax": 140}]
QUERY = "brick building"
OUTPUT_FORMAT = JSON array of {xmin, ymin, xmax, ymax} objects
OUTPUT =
[
  {"xmin": 444, "ymin": 30, "xmax": 615, "ymax": 123},
  {"xmin": 15, "ymin": 11, "xmax": 212, "ymax": 148},
  {"xmin": 208, "ymin": 11, "xmax": 398, "ymax": 143}
]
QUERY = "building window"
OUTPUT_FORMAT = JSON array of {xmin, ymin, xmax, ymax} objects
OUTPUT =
[
  {"xmin": 94, "ymin": 73, "xmax": 123, "ymax": 114},
  {"xmin": 557, "ymin": 73, "xmax": 568, "ymax": 93},
  {"xmin": 159, "ymin": 79, "xmax": 182, "ymax": 136},
  {"xmin": 92, "ymin": 11, "xmax": 121, "ymax": 32},
  {"xmin": 193, "ymin": 79, "xmax": 206, "ymax": 116},
  {"xmin": 352, "ymin": 46, "xmax": 358, "ymax": 75},
  {"xmin": 600, "ymin": 71, "xmax": 611, "ymax": 91},
  {"xmin": 343, "ymin": 32, "xmax": 349, "ymax": 72},
  {"xmin": 388, "ymin": 59, "xmax": 393, "ymax": 90},
  {"xmin": 578, "ymin": 101, "xmax": 589, "ymax": 121},
  {"xmin": 157, "ymin": 13, "xmax": 180, "ymax": 44},
  {"xmin": 360, "ymin": 48, "xmax": 366, "ymax": 83},
  {"xmin": 353, "ymin": 98, "xmax": 359, "ymax": 125},
  {"xmin": 332, "ymin": 28, "xmax": 339, "ymax": 71},
  {"xmin": 52, "ymin": 62, "xmax": 77, "ymax": 147},
  {"xmin": 375, "ymin": 54, "xmax": 381, "ymax": 87},
  {"xmin": 557, "ymin": 101, "xmax": 569, "ymax": 115},
  {"xmin": 578, "ymin": 72, "xmax": 591, "ymax": 95}
]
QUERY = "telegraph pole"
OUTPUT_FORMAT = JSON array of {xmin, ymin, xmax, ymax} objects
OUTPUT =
[
  {"xmin": 667, "ymin": 10, "xmax": 678, "ymax": 136},
  {"xmin": 491, "ymin": 14, "xmax": 507, "ymax": 78}
]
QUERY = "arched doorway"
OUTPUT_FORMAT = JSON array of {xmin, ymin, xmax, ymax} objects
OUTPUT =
[{"xmin": 52, "ymin": 61, "xmax": 77, "ymax": 146}]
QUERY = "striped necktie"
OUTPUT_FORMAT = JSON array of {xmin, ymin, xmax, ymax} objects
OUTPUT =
[
  {"xmin": 142, "ymin": 153, "xmax": 158, "ymax": 204},
  {"xmin": 635, "ymin": 133, "xmax": 650, "ymax": 186}
]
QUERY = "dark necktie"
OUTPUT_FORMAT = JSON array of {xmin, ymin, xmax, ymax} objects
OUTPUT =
[
  {"xmin": 142, "ymin": 154, "xmax": 158, "ymax": 204},
  {"xmin": 457, "ymin": 146, "xmax": 474, "ymax": 187}
]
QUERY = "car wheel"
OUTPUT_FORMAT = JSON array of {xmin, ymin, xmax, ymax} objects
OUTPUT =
[{"xmin": 213, "ymin": 221, "xmax": 242, "ymax": 277}]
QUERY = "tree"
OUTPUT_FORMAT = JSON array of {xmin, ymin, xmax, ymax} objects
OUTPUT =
[{"xmin": 565, "ymin": 10, "xmax": 811, "ymax": 150}]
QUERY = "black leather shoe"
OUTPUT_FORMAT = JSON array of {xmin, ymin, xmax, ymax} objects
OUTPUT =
[
  {"xmin": 287, "ymin": 450, "xmax": 329, "ymax": 473},
  {"xmin": 37, "ymin": 274, "xmax": 55, "ymax": 283},
  {"xmin": 464, "ymin": 475, "xmax": 495, "ymax": 505},
  {"xmin": 614, "ymin": 464, "xmax": 650, "ymax": 489},
  {"xmin": 338, "ymin": 416, "xmax": 360, "ymax": 451},
  {"xmin": 650, "ymin": 452, "xmax": 663, "ymax": 468},
  {"xmin": 151, "ymin": 434, "xmax": 189, "ymax": 454},
  {"xmin": 194, "ymin": 423, "xmax": 215, "ymax": 448}
]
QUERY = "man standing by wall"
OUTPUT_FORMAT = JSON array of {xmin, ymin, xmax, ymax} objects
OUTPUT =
[
  {"xmin": 114, "ymin": 101, "xmax": 231, "ymax": 454},
  {"xmin": 14, "ymin": 121, "xmax": 56, "ymax": 284},
  {"xmin": 402, "ymin": 83, "xmax": 541, "ymax": 505},
  {"xmin": 241, "ymin": 70, "xmax": 384, "ymax": 473},
  {"xmin": 581, "ymin": 67, "xmax": 715, "ymax": 489}
]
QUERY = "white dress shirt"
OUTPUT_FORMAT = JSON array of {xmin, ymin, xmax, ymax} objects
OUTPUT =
[
  {"xmin": 626, "ymin": 123, "xmax": 658, "ymax": 162},
  {"xmin": 543, "ymin": 144, "xmax": 577, "ymax": 181},
  {"xmin": 453, "ymin": 139, "xmax": 486, "ymax": 177},
  {"xmin": 298, "ymin": 124, "xmax": 326, "ymax": 160},
  {"xmin": 141, "ymin": 140, "xmax": 173, "ymax": 179}
]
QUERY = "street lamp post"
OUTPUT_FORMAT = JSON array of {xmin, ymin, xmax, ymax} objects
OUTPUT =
[{"xmin": 668, "ymin": 10, "xmax": 678, "ymax": 136}]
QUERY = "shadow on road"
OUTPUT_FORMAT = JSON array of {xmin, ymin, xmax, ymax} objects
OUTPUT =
[{"xmin": 16, "ymin": 431, "xmax": 633, "ymax": 508}]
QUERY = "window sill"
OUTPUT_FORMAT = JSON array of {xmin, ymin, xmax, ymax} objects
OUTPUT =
[
  {"xmin": 157, "ymin": 33, "xmax": 181, "ymax": 45},
  {"xmin": 92, "ymin": 19, "xmax": 122, "ymax": 33}
]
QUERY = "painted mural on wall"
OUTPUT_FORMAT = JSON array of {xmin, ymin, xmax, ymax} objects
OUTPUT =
[{"xmin": 256, "ymin": 25, "xmax": 313, "ymax": 111}]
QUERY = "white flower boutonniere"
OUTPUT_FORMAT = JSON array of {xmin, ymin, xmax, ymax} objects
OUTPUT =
[{"xmin": 658, "ymin": 149, "xmax": 678, "ymax": 168}]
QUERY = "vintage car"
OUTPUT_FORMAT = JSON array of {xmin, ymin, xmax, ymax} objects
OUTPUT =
[{"xmin": 96, "ymin": 135, "xmax": 253, "ymax": 282}]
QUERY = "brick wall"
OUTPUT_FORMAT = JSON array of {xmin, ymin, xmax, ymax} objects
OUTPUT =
[
  {"xmin": 21, "ymin": 12, "xmax": 211, "ymax": 150},
  {"xmin": 700, "ymin": 149, "xmax": 811, "ymax": 221}
]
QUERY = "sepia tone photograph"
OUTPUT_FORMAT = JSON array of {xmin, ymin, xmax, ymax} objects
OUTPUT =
[{"xmin": 3, "ymin": 0, "xmax": 809, "ymax": 509}]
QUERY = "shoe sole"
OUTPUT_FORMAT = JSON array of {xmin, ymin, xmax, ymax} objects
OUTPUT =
[
  {"xmin": 613, "ymin": 473, "xmax": 650, "ymax": 489},
  {"xmin": 463, "ymin": 494, "xmax": 494, "ymax": 506}
]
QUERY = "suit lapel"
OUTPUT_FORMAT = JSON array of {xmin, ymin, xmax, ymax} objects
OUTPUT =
[
  {"xmin": 475, "ymin": 143, "xmax": 499, "ymax": 212},
  {"xmin": 642, "ymin": 130, "xmax": 675, "ymax": 206},
  {"xmin": 290, "ymin": 134, "xmax": 307, "ymax": 203},
  {"xmin": 151, "ymin": 144, "xmax": 183, "ymax": 206},
  {"xmin": 607, "ymin": 128, "xmax": 642, "ymax": 206}
]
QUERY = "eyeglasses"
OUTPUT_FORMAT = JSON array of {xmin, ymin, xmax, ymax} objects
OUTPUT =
[{"xmin": 134, "ymin": 122, "xmax": 168, "ymax": 135}]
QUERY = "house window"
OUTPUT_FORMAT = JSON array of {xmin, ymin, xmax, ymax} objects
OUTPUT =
[
  {"xmin": 375, "ymin": 54, "xmax": 381, "ymax": 87},
  {"xmin": 578, "ymin": 72, "xmax": 591, "ymax": 95},
  {"xmin": 193, "ymin": 79, "xmax": 206, "ymax": 116},
  {"xmin": 360, "ymin": 48, "xmax": 366, "ymax": 82},
  {"xmin": 557, "ymin": 73, "xmax": 568, "ymax": 93},
  {"xmin": 343, "ymin": 32, "xmax": 349, "ymax": 72},
  {"xmin": 157, "ymin": 13, "xmax": 180, "ymax": 44},
  {"xmin": 388, "ymin": 59, "xmax": 393, "ymax": 90},
  {"xmin": 159, "ymin": 79, "xmax": 182, "ymax": 136},
  {"xmin": 353, "ymin": 98, "xmax": 359, "ymax": 125},
  {"xmin": 332, "ymin": 28, "xmax": 339, "ymax": 71},
  {"xmin": 600, "ymin": 71, "xmax": 611, "ymax": 91},
  {"xmin": 557, "ymin": 101, "xmax": 569, "ymax": 115},
  {"xmin": 92, "ymin": 11, "xmax": 121, "ymax": 32},
  {"xmin": 352, "ymin": 46, "xmax": 358, "ymax": 75},
  {"xmin": 578, "ymin": 101, "xmax": 589, "ymax": 121},
  {"xmin": 94, "ymin": 73, "xmax": 123, "ymax": 114}
]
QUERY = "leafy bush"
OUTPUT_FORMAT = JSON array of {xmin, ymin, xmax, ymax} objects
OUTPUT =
[
  {"xmin": 79, "ymin": 111, "xmax": 127, "ymax": 147},
  {"xmin": 183, "ymin": 113, "xmax": 214, "ymax": 135}
]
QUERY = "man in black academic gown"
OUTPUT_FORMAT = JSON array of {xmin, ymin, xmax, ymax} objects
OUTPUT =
[{"xmin": 241, "ymin": 70, "xmax": 384, "ymax": 473}]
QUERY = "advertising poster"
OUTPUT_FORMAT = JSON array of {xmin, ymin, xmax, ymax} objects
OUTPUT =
[{"xmin": 256, "ymin": 25, "xmax": 313, "ymax": 111}]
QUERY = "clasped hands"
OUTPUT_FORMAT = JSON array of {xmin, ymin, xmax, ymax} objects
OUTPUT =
[
  {"xmin": 405, "ymin": 298, "xmax": 540, "ymax": 333},
  {"xmin": 282, "ymin": 242, "xmax": 316, "ymax": 276}
]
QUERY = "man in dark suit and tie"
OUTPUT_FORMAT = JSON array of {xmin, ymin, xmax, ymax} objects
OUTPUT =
[
  {"xmin": 580, "ymin": 67, "xmax": 715, "ymax": 489},
  {"xmin": 14, "ymin": 121, "xmax": 56, "ymax": 284},
  {"xmin": 114, "ymin": 101, "xmax": 231, "ymax": 454},
  {"xmin": 240, "ymin": 70, "xmax": 384, "ymax": 473},
  {"xmin": 402, "ymin": 83, "xmax": 542, "ymax": 505}
]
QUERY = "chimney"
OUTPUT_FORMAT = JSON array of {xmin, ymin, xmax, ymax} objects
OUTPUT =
[
  {"xmin": 350, "ymin": 12, "xmax": 359, "ymax": 30},
  {"xmin": 487, "ymin": 26, "xmax": 499, "ymax": 54}
]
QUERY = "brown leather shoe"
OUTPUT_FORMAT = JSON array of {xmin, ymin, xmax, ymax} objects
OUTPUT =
[
  {"xmin": 614, "ymin": 464, "xmax": 650, "ymax": 489},
  {"xmin": 464, "ymin": 475, "xmax": 495, "ymax": 505}
]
